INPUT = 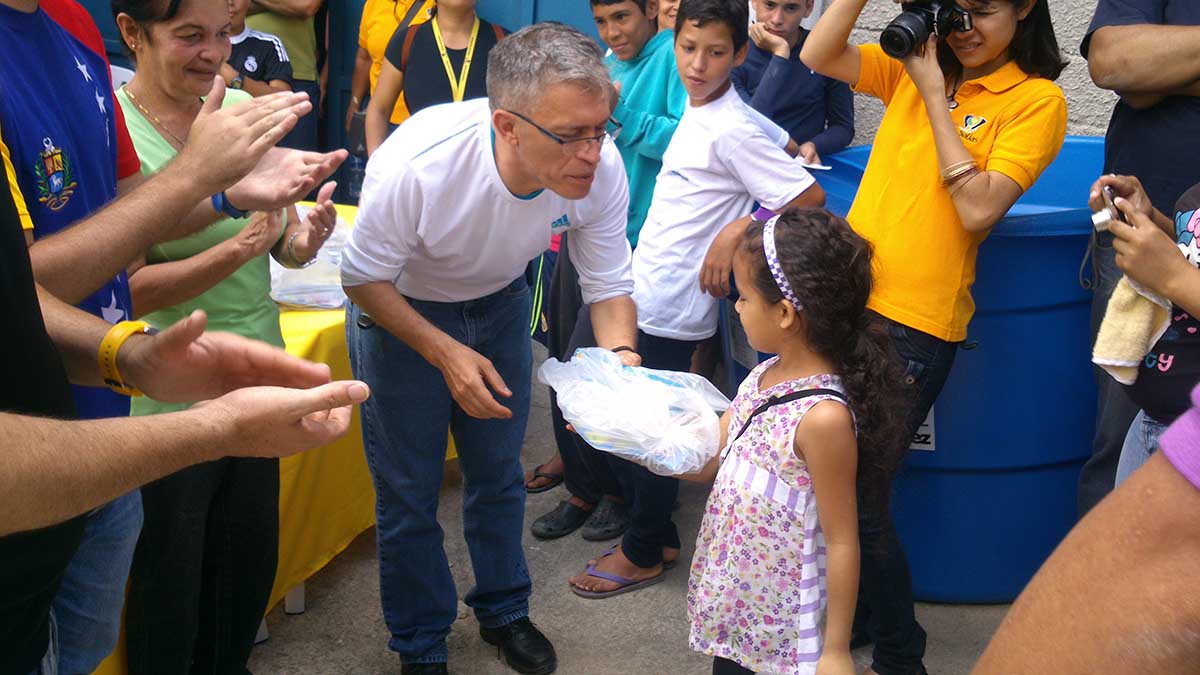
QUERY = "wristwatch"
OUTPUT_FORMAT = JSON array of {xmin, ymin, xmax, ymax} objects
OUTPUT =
[{"xmin": 230, "ymin": 74, "xmax": 245, "ymax": 90}]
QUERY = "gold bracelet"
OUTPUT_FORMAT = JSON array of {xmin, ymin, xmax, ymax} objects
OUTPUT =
[
  {"xmin": 941, "ymin": 162, "xmax": 978, "ymax": 186},
  {"xmin": 941, "ymin": 159, "xmax": 976, "ymax": 177},
  {"xmin": 98, "ymin": 320, "xmax": 154, "ymax": 396}
]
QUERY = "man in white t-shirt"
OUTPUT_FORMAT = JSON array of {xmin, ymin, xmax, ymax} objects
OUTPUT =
[
  {"xmin": 340, "ymin": 23, "xmax": 639, "ymax": 675},
  {"xmin": 567, "ymin": 0, "xmax": 824, "ymax": 600}
]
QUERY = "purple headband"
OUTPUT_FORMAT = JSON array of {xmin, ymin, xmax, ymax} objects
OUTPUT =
[{"xmin": 762, "ymin": 216, "xmax": 803, "ymax": 310}]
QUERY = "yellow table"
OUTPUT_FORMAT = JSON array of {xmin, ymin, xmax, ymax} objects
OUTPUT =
[{"xmin": 93, "ymin": 203, "xmax": 454, "ymax": 674}]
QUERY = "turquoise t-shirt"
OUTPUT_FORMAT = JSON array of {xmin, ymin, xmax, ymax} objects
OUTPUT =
[
  {"xmin": 607, "ymin": 29, "xmax": 687, "ymax": 246},
  {"xmin": 116, "ymin": 87, "xmax": 285, "ymax": 416}
]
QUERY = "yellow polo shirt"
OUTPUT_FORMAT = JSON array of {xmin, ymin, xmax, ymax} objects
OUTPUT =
[
  {"xmin": 358, "ymin": 0, "xmax": 434, "ymax": 124},
  {"xmin": 849, "ymin": 44, "xmax": 1067, "ymax": 342},
  {"xmin": 0, "ymin": 127, "xmax": 33, "ymax": 231}
]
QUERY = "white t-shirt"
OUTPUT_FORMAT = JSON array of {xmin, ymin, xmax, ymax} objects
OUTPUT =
[
  {"xmin": 632, "ymin": 85, "xmax": 816, "ymax": 341},
  {"xmin": 342, "ymin": 98, "xmax": 634, "ymax": 305}
]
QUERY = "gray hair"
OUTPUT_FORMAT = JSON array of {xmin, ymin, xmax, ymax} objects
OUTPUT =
[{"xmin": 486, "ymin": 22, "xmax": 612, "ymax": 112}]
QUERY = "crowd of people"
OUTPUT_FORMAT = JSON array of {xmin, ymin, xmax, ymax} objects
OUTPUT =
[{"xmin": 2, "ymin": 0, "xmax": 1200, "ymax": 674}]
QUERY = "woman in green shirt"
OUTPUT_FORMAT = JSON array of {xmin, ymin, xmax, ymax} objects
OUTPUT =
[{"xmin": 113, "ymin": 0, "xmax": 337, "ymax": 670}]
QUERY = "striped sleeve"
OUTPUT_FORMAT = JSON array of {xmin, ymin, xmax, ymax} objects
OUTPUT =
[{"xmin": 0, "ymin": 125, "xmax": 34, "ymax": 232}]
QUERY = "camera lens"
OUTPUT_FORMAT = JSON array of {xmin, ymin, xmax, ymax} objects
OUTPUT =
[{"xmin": 880, "ymin": 11, "xmax": 932, "ymax": 58}]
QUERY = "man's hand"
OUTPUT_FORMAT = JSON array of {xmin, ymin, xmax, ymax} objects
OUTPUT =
[
  {"xmin": 1111, "ymin": 198, "xmax": 1189, "ymax": 299},
  {"xmin": 700, "ymin": 218, "xmax": 748, "ymax": 297},
  {"xmin": 615, "ymin": 350, "xmax": 642, "ymax": 367},
  {"xmin": 119, "ymin": 310, "xmax": 333, "ymax": 403},
  {"xmin": 1088, "ymin": 174, "xmax": 1154, "ymax": 222},
  {"xmin": 199, "ymin": 380, "xmax": 370, "ymax": 459},
  {"xmin": 225, "ymin": 147, "xmax": 348, "ymax": 213},
  {"xmin": 750, "ymin": 23, "xmax": 790, "ymax": 59},
  {"xmin": 176, "ymin": 77, "xmax": 314, "ymax": 197},
  {"xmin": 798, "ymin": 141, "xmax": 821, "ymax": 166},
  {"xmin": 436, "ymin": 341, "xmax": 514, "ymax": 420}
]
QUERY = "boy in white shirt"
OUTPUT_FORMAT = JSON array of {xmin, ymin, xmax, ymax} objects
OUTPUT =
[{"xmin": 568, "ymin": 0, "xmax": 824, "ymax": 599}]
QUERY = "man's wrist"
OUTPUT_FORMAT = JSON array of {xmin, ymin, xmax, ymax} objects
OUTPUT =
[
  {"xmin": 159, "ymin": 161, "xmax": 213, "ymax": 212},
  {"xmin": 112, "ymin": 329, "xmax": 154, "ymax": 394}
]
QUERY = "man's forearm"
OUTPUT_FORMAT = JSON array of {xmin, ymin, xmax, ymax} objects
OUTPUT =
[
  {"xmin": 589, "ymin": 295, "xmax": 638, "ymax": 351},
  {"xmin": 36, "ymin": 283, "xmax": 129, "ymax": 387},
  {"xmin": 30, "ymin": 162, "xmax": 209, "ymax": 304},
  {"xmin": 1089, "ymin": 25, "xmax": 1200, "ymax": 94},
  {"xmin": 0, "ymin": 407, "xmax": 224, "ymax": 536},
  {"xmin": 344, "ymin": 282, "xmax": 456, "ymax": 366}
]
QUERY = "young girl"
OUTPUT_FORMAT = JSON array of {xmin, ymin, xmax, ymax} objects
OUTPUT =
[{"xmin": 685, "ymin": 210, "xmax": 908, "ymax": 675}]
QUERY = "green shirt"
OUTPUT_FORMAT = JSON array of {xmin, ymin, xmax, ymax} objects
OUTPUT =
[
  {"xmin": 247, "ymin": 13, "xmax": 317, "ymax": 81},
  {"xmin": 116, "ymin": 87, "xmax": 285, "ymax": 416}
]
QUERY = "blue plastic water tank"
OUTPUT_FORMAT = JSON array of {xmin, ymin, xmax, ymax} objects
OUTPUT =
[{"xmin": 821, "ymin": 136, "xmax": 1102, "ymax": 602}]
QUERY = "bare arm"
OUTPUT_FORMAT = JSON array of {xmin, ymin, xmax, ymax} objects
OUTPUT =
[
  {"xmin": 799, "ymin": 0, "xmax": 867, "ymax": 86},
  {"xmin": 1087, "ymin": 24, "xmax": 1200, "ymax": 95},
  {"xmin": 249, "ymin": 0, "xmax": 322, "ymax": 19},
  {"xmin": 367, "ymin": 60, "xmax": 405, "ymax": 156},
  {"xmin": 588, "ymin": 295, "xmax": 639, "ymax": 355},
  {"xmin": 345, "ymin": 281, "xmax": 515, "ymax": 419},
  {"xmin": 680, "ymin": 408, "xmax": 732, "ymax": 483},
  {"xmin": 347, "ymin": 46, "xmax": 372, "ymax": 132},
  {"xmin": 924, "ymin": 100, "xmax": 1024, "ymax": 232},
  {"xmin": 974, "ymin": 452, "xmax": 1200, "ymax": 674},
  {"xmin": 798, "ymin": 401, "xmax": 859, "ymax": 664}
]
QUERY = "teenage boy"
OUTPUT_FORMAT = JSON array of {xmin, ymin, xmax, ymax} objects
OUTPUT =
[
  {"xmin": 225, "ymin": 0, "xmax": 294, "ymax": 98},
  {"xmin": 567, "ymin": 0, "xmax": 824, "ymax": 599},
  {"xmin": 734, "ymin": 0, "xmax": 853, "ymax": 165}
]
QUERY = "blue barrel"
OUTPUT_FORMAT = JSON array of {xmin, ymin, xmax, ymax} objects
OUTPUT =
[{"xmin": 820, "ymin": 136, "xmax": 1101, "ymax": 602}]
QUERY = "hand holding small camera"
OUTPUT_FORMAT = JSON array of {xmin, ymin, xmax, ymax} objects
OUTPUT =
[
  {"xmin": 1109, "ymin": 196, "xmax": 1189, "ymax": 300},
  {"xmin": 1088, "ymin": 174, "xmax": 1153, "ymax": 224}
]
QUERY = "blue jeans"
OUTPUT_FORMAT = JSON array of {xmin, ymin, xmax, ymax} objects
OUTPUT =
[
  {"xmin": 1114, "ymin": 410, "xmax": 1169, "ymax": 488},
  {"xmin": 346, "ymin": 278, "xmax": 533, "ymax": 664},
  {"xmin": 51, "ymin": 491, "xmax": 142, "ymax": 675},
  {"xmin": 29, "ymin": 610, "xmax": 58, "ymax": 675},
  {"xmin": 855, "ymin": 314, "xmax": 959, "ymax": 675}
]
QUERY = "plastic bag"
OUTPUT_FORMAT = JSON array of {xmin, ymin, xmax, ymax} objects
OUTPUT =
[
  {"xmin": 269, "ymin": 206, "xmax": 351, "ymax": 310},
  {"xmin": 538, "ymin": 348, "xmax": 731, "ymax": 476}
]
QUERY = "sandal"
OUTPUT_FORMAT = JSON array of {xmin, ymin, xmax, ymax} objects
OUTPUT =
[
  {"xmin": 524, "ymin": 462, "xmax": 564, "ymax": 494},
  {"xmin": 570, "ymin": 560, "xmax": 665, "ymax": 600},
  {"xmin": 590, "ymin": 544, "xmax": 678, "ymax": 571},
  {"xmin": 530, "ymin": 500, "xmax": 592, "ymax": 540}
]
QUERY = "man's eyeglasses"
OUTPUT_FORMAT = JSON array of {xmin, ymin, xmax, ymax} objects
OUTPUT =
[{"xmin": 505, "ymin": 109, "xmax": 622, "ymax": 156}]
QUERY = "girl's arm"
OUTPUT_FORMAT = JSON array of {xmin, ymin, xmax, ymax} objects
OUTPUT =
[
  {"xmin": 799, "ymin": 0, "xmax": 868, "ymax": 86},
  {"xmin": 903, "ymin": 38, "xmax": 1025, "ymax": 233},
  {"xmin": 796, "ymin": 400, "xmax": 859, "ymax": 670},
  {"xmin": 680, "ymin": 408, "xmax": 733, "ymax": 484},
  {"xmin": 129, "ymin": 210, "xmax": 283, "ymax": 318},
  {"xmin": 366, "ymin": 61, "xmax": 405, "ymax": 156}
]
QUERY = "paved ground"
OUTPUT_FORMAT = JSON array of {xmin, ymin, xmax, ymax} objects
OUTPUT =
[{"xmin": 249, "ymin": 347, "xmax": 1009, "ymax": 674}]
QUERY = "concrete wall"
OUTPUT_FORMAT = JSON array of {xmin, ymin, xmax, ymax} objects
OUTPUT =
[{"xmin": 809, "ymin": 1, "xmax": 1113, "ymax": 146}]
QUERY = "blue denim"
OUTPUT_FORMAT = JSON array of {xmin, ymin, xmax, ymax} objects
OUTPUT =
[
  {"xmin": 346, "ymin": 278, "xmax": 533, "ymax": 664},
  {"xmin": 854, "ymin": 314, "xmax": 958, "ymax": 675},
  {"xmin": 51, "ymin": 491, "xmax": 142, "ymax": 675},
  {"xmin": 29, "ymin": 610, "xmax": 57, "ymax": 675},
  {"xmin": 1114, "ymin": 410, "xmax": 1170, "ymax": 488}
]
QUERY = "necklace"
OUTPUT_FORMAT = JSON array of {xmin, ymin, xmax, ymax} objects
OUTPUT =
[
  {"xmin": 946, "ymin": 75, "xmax": 963, "ymax": 110},
  {"xmin": 124, "ymin": 86, "xmax": 189, "ymax": 148}
]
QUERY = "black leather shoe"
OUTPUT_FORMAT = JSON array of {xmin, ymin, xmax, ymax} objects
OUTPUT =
[
  {"xmin": 480, "ymin": 617, "xmax": 557, "ymax": 674},
  {"xmin": 530, "ymin": 500, "xmax": 592, "ymax": 540},
  {"xmin": 400, "ymin": 662, "xmax": 448, "ymax": 674}
]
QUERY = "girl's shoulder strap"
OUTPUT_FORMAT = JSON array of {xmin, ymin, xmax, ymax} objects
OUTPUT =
[{"xmin": 730, "ymin": 388, "xmax": 847, "ymax": 447}]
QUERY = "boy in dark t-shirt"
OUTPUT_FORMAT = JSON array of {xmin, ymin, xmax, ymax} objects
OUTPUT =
[{"xmin": 223, "ymin": 0, "xmax": 293, "ymax": 97}]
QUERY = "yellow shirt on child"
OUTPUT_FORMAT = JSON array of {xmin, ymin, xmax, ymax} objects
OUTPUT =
[{"xmin": 848, "ymin": 44, "xmax": 1067, "ymax": 342}]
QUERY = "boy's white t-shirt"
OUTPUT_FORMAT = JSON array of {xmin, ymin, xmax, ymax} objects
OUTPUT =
[
  {"xmin": 632, "ymin": 85, "xmax": 816, "ymax": 341},
  {"xmin": 342, "ymin": 98, "xmax": 634, "ymax": 305}
]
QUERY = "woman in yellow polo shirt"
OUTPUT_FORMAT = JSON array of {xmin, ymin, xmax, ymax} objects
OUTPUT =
[
  {"xmin": 802, "ymin": 1, "xmax": 1067, "ymax": 673},
  {"xmin": 345, "ymin": 0, "xmax": 435, "ymax": 133}
]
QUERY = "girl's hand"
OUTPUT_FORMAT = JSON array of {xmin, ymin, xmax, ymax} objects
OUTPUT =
[
  {"xmin": 902, "ymin": 34, "xmax": 946, "ymax": 101},
  {"xmin": 236, "ymin": 209, "xmax": 285, "ymax": 261},
  {"xmin": 1111, "ymin": 197, "xmax": 1189, "ymax": 300},
  {"xmin": 289, "ymin": 182, "xmax": 339, "ymax": 264},
  {"xmin": 1089, "ymin": 174, "xmax": 1153, "ymax": 222},
  {"xmin": 815, "ymin": 649, "xmax": 855, "ymax": 675}
]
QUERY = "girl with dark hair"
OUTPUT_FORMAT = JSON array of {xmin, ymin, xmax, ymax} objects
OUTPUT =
[
  {"xmin": 681, "ymin": 210, "xmax": 907, "ymax": 675},
  {"xmin": 800, "ymin": 2, "xmax": 1068, "ymax": 673}
]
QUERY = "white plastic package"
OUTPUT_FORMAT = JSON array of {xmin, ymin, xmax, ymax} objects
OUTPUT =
[
  {"xmin": 538, "ymin": 348, "xmax": 731, "ymax": 476},
  {"xmin": 269, "ymin": 206, "xmax": 351, "ymax": 310}
]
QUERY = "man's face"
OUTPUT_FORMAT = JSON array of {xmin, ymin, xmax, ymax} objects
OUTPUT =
[
  {"xmin": 674, "ymin": 19, "xmax": 745, "ymax": 104},
  {"xmin": 593, "ymin": 1, "xmax": 657, "ymax": 62},
  {"xmin": 509, "ymin": 82, "xmax": 613, "ymax": 200}
]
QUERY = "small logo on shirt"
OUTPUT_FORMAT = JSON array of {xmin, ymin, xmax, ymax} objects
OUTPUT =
[
  {"xmin": 33, "ymin": 137, "xmax": 77, "ymax": 212},
  {"xmin": 551, "ymin": 214, "xmax": 571, "ymax": 231},
  {"xmin": 243, "ymin": 55, "xmax": 259, "ymax": 73},
  {"xmin": 961, "ymin": 115, "xmax": 988, "ymax": 133}
]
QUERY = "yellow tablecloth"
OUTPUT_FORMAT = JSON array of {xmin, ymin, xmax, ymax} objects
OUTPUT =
[{"xmin": 93, "ymin": 203, "xmax": 454, "ymax": 674}]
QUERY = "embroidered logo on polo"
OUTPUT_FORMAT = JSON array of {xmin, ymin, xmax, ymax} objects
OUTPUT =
[
  {"xmin": 961, "ymin": 115, "xmax": 988, "ymax": 133},
  {"xmin": 33, "ymin": 137, "xmax": 77, "ymax": 211},
  {"xmin": 244, "ymin": 55, "xmax": 259, "ymax": 73},
  {"xmin": 551, "ymin": 214, "xmax": 571, "ymax": 231}
]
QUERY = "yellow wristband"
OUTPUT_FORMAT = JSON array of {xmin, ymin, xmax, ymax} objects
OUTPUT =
[{"xmin": 98, "ymin": 320, "xmax": 154, "ymax": 397}]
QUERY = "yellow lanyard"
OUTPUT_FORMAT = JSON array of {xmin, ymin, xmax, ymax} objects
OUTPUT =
[{"xmin": 431, "ymin": 16, "xmax": 480, "ymax": 103}]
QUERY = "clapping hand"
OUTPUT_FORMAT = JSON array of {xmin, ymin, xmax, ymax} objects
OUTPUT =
[{"xmin": 287, "ymin": 182, "xmax": 339, "ymax": 266}]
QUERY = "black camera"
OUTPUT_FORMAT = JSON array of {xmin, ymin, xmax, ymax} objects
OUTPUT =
[{"xmin": 880, "ymin": 1, "xmax": 973, "ymax": 59}]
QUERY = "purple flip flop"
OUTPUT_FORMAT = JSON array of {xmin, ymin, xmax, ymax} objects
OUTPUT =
[{"xmin": 570, "ymin": 562, "xmax": 665, "ymax": 600}]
